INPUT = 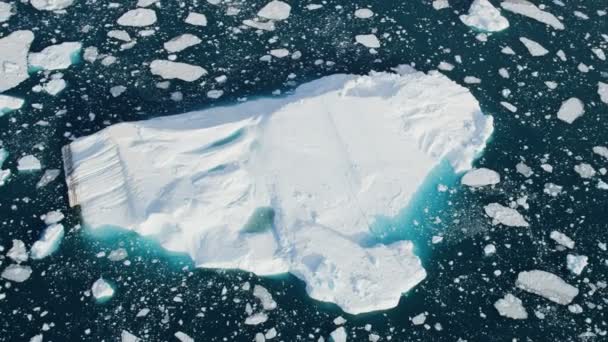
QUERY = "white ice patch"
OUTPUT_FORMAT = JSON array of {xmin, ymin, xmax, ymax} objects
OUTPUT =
[
  {"xmin": 556, "ymin": 97, "xmax": 584, "ymax": 124},
  {"xmin": 1, "ymin": 264, "xmax": 32, "ymax": 282},
  {"xmin": 7, "ymin": 239, "xmax": 28, "ymax": 263},
  {"xmin": 484, "ymin": 203, "xmax": 529, "ymax": 227},
  {"xmin": 149, "ymin": 60, "xmax": 207, "ymax": 82},
  {"xmin": 257, "ymin": 1, "xmax": 291, "ymax": 21},
  {"xmin": 62, "ymin": 68, "xmax": 493, "ymax": 314},
  {"xmin": 460, "ymin": 0, "xmax": 509, "ymax": 32},
  {"xmin": 30, "ymin": 224, "xmax": 64, "ymax": 259},
  {"xmin": 574, "ymin": 163, "xmax": 596, "ymax": 178},
  {"xmin": 121, "ymin": 330, "xmax": 141, "ymax": 342},
  {"xmin": 598, "ymin": 82, "xmax": 608, "ymax": 104},
  {"xmin": 516, "ymin": 270, "xmax": 578, "ymax": 305},
  {"xmin": 519, "ymin": 37, "xmax": 548, "ymax": 56},
  {"xmin": 0, "ymin": 30, "xmax": 35, "ymax": 92},
  {"xmin": 355, "ymin": 34, "xmax": 380, "ymax": 48},
  {"xmin": 566, "ymin": 254, "xmax": 588, "ymax": 275},
  {"xmin": 17, "ymin": 155, "xmax": 41, "ymax": 172},
  {"xmin": 185, "ymin": 12, "xmax": 207, "ymax": 26},
  {"xmin": 174, "ymin": 332, "xmax": 194, "ymax": 342},
  {"xmin": 432, "ymin": 0, "xmax": 450, "ymax": 10},
  {"xmin": 593, "ymin": 146, "xmax": 608, "ymax": 159},
  {"xmin": 0, "ymin": 95, "xmax": 25, "ymax": 116},
  {"xmin": 117, "ymin": 8, "xmax": 157, "ymax": 27},
  {"xmin": 29, "ymin": 42, "xmax": 82, "ymax": 71},
  {"xmin": 30, "ymin": 0, "xmax": 74, "ymax": 11},
  {"xmin": 91, "ymin": 277, "xmax": 114, "ymax": 300},
  {"xmin": 354, "ymin": 8, "xmax": 374, "ymax": 19},
  {"xmin": 461, "ymin": 168, "xmax": 500, "ymax": 187},
  {"xmin": 550, "ymin": 231, "xmax": 574, "ymax": 249},
  {"xmin": 330, "ymin": 327, "xmax": 347, "ymax": 342},
  {"xmin": 0, "ymin": 1, "xmax": 13, "ymax": 22},
  {"xmin": 164, "ymin": 34, "xmax": 202, "ymax": 53},
  {"xmin": 494, "ymin": 293, "xmax": 528, "ymax": 319},
  {"xmin": 500, "ymin": 0, "xmax": 564, "ymax": 30}
]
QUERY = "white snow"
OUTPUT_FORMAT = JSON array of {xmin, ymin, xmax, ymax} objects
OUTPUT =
[
  {"xmin": 174, "ymin": 332, "xmax": 194, "ymax": 342},
  {"xmin": 117, "ymin": 8, "xmax": 157, "ymax": 27},
  {"xmin": 17, "ymin": 155, "xmax": 41, "ymax": 172},
  {"xmin": 494, "ymin": 294, "xmax": 528, "ymax": 319},
  {"xmin": 354, "ymin": 8, "xmax": 374, "ymax": 19},
  {"xmin": 461, "ymin": 168, "xmax": 500, "ymax": 187},
  {"xmin": 566, "ymin": 254, "xmax": 588, "ymax": 275},
  {"xmin": 185, "ymin": 12, "xmax": 207, "ymax": 26},
  {"xmin": 1, "ymin": 264, "xmax": 32, "ymax": 282},
  {"xmin": 0, "ymin": 95, "xmax": 25, "ymax": 116},
  {"xmin": 31, "ymin": 0, "xmax": 74, "ymax": 11},
  {"xmin": 484, "ymin": 203, "xmax": 529, "ymax": 227},
  {"xmin": 164, "ymin": 34, "xmax": 202, "ymax": 53},
  {"xmin": 598, "ymin": 82, "xmax": 608, "ymax": 104},
  {"xmin": 0, "ymin": 30, "xmax": 35, "ymax": 92},
  {"xmin": 516, "ymin": 270, "xmax": 578, "ymax": 305},
  {"xmin": 7, "ymin": 239, "xmax": 28, "ymax": 263},
  {"xmin": 149, "ymin": 60, "xmax": 207, "ymax": 82},
  {"xmin": 330, "ymin": 327, "xmax": 347, "ymax": 342},
  {"xmin": 460, "ymin": 0, "xmax": 509, "ymax": 32},
  {"xmin": 519, "ymin": 37, "xmax": 548, "ymax": 56},
  {"xmin": 556, "ymin": 98, "xmax": 584, "ymax": 124},
  {"xmin": 91, "ymin": 277, "xmax": 114, "ymax": 300},
  {"xmin": 257, "ymin": 1, "xmax": 291, "ymax": 21},
  {"xmin": 550, "ymin": 231, "xmax": 574, "ymax": 249},
  {"xmin": 30, "ymin": 224, "xmax": 64, "ymax": 259},
  {"xmin": 29, "ymin": 42, "xmax": 82, "ymax": 71},
  {"xmin": 62, "ymin": 68, "xmax": 493, "ymax": 314},
  {"xmin": 355, "ymin": 34, "xmax": 380, "ymax": 48},
  {"xmin": 0, "ymin": 1, "xmax": 13, "ymax": 22},
  {"xmin": 500, "ymin": 0, "xmax": 564, "ymax": 30}
]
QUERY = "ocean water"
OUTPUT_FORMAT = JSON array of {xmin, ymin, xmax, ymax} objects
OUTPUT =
[{"xmin": 1, "ymin": 0, "xmax": 607, "ymax": 341}]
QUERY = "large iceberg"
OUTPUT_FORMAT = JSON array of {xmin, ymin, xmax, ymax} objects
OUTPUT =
[{"xmin": 62, "ymin": 67, "xmax": 493, "ymax": 314}]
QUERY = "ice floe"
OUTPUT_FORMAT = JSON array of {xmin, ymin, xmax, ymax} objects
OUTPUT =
[
  {"xmin": 149, "ymin": 60, "xmax": 207, "ymax": 82},
  {"xmin": 121, "ymin": 330, "xmax": 141, "ymax": 342},
  {"xmin": 36, "ymin": 169, "xmax": 60, "ymax": 188},
  {"xmin": 556, "ymin": 97, "xmax": 584, "ymax": 124},
  {"xmin": 550, "ymin": 231, "xmax": 574, "ymax": 249},
  {"xmin": 0, "ymin": 1, "xmax": 13, "ymax": 22},
  {"xmin": 62, "ymin": 68, "xmax": 493, "ymax": 314},
  {"xmin": 7, "ymin": 239, "xmax": 28, "ymax": 263},
  {"xmin": 484, "ymin": 203, "xmax": 529, "ymax": 227},
  {"xmin": 461, "ymin": 168, "xmax": 500, "ymax": 187},
  {"xmin": 31, "ymin": 0, "xmax": 73, "ymax": 11},
  {"xmin": 355, "ymin": 34, "xmax": 380, "ymax": 48},
  {"xmin": 494, "ymin": 294, "xmax": 528, "ymax": 319},
  {"xmin": 91, "ymin": 277, "xmax": 114, "ymax": 301},
  {"xmin": 17, "ymin": 155, "xmax": 41, "ymax": 172},
  {"xmin": 30, "ymin": 224, "xmax": 64, "ymax": 259},
  {"xmin": 29, "ymin": 42, "xmax": 82, "ymax": 71},
  {"xmin": 174, "ymin": 332, "xmax": 194, "ymax": 342},
  {"xmin": 164, "ymin": 34, "xmax": 202, "ymax": 53},
  {"xmin": 519, "ymin": 37, "xmax": 548, "ymax": 56},
  {"xmin": 117, "ymin": 8, "xmax": 157, "ymax": 27},
  {"xmin": 574, "ymin": 163, "xmax": 596, "ymax": 178},
  {"xmin": 0, "ymin": 30, "xmax": 35, "ymax": 92},
  {"xmin": 460, "ymin": 0, "xmax": 509, "ymax": 32},
  {"xmin": 330, "ymin": 327, "xmax": 347, "ymax": 342},
  {"xmin": 500, "ymin": 0, "xmax": 564, "ymax": 30},
  {"xmin": 598, "ymin": 82, "xmax": 608, "ymax": 104},
  {"xmin": 1, "ymin": 264, "xmax": 32, "ymax": 282},
  {"xmin": 0, "ymin": 95, "xmax": 24, "ymax": 116},
  {"xmin": 257, "ymin": 1, "xmax": 291, "ymax": 21},
  {"xmin": 185, "ymin": 12, "xmax": 207, "ymax": 26},
  {"xmin": 566, "ymin": 254, "xmax": 588, "ymax": 275},
  {"xmin": 354, "ymin": 8, "xmax": 374, "ymax": 19},
  {"xmin": 516, "ymin": 270, "xmax": 578, "ymax": 305}
]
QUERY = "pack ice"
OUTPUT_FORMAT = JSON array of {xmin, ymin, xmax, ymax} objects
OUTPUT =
[{"xmin": 62, "ymin": 67, "xmax": 494, "ymax": 314}]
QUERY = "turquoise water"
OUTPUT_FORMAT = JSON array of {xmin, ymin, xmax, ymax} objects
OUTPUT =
[{"xmin": 1, "ymin": 0, "xmax": 607, "ymax": 341}]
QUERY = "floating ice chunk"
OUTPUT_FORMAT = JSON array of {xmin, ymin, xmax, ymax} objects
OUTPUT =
[
  {"xmin": 136, "ymin": 308, "xmax": 150, "ymax": 317},
  {"xmin": 557, "ymin": 98, "xmax": 584, "ymax": 124},
  {"xmin": 43, "ymin": 210, "xmax": 64, "ymax": 225},
  {"xmin": 243, "ymin": 19, "xmax": 276, "ymax": 31},
  {"xmin": 592, "ymin": 48, "xmax": 606, "ymax": 61},
  {"xmin": 164, "ymin": 34, "xmax": 202, "ymax": 53},
  {"xmin": 1, "ymin": 264, "xmax": 32, "ymax": 282},
  {"xmin": 333, "ymin": 316, "xmax": 347, "ymax": 325},
  {"xmin": 137, "ymin": 0, "xmax": 158, "ymax": 7},
  {"xmin": 566, "ymin": 254, "xmax": 588, "ymax": 275},
  {"xmin": 185, "ymin": 12, "xmax": 207, "ymax": 26},
  {"xmin": 121, "ymin": 330, "xmax": 141, "ymax": 342},
  {"xmin": 174, "ymin": 332, "xmax": 194, "ymax": 342},
  {"xmin": 544, "ymin": 183, "xmax": 562, "ymax": 197},
  {"xmin": 500, "ymin": 101, "xmax": 517, "ymax": 113},
  {"xmin": 29, "ymin": 42, "xmax": 82, "ymax": 71},
  {"xmin": 150, "ymin": 60, "xmax": 207, "ymax": 82},
  {"xmin": 593, "ymin": 146, "xmax": 608, "ymax": 159},
  {"xmin": 43, "ymin": 78, "xmax": 66, "ymax": 96},
  {"xmin": 516, "ymin": 162, "xmax": 532, "ymax": 177},
  {"xmin": 30, "ymin": 224, "xmax": 64, "ymax": 259},
  {"xmin": 265, "ymin": 328, "xmax": 277, "ymax": 339},
  {"xmin": 29, "ymin": 335, "xmax": 43, "ymax": 342},
  {"xmin": 257, "ymin": 1, "xmax": 291, "ymax": 21},
  {"xmin": 461, "ymin": 168, "xmax": 500, "ymax": 187},
  {"xmin": 432, "ymin": 0, "xmax": 450, "ymax": 10},
  {"xmin": 108, "ymin": 30, "xmax": 132, "ymax": 42},
  {"xmin": 7, "ymin": 239, "xmax": 28, "ymax": 263},
  {"xmin": 245, "ymin": 312, "xmax": 268, "ymax": 325},
  {"xmin": 31, "ymin": 0, "xmax": 73, "ymax": 11},
  {"xmin": 438, "ymin": 61, "xmax": 454, "ymax": 71},
  {"xmin": 108, "ymin": 248, "xmax": 128, "ymax": 261},
  {"xmin": 484, "ymin": 203, "xmax": 529, "ymax": 227},
  {"xmin": 519, "ymin": 37, "xmax": 548, "ymax": 56},
  {"xmin": 0, "ymin": 95, "xmax": 25, "ymax": 116},
  {"xmin": 460, "ymin": 0, "xmax": 509, "ymax": 32},
  {"xmin": 483, "ymin": 244, "xmax": 496, "ymax": 256},
  {"xmin": 494, "ymin": 294, "xmax": 527, "ymax": 319},
  {"xmin": 207, "ymin": 90, "xmax": 223, "ymax": 99},
  {"xmin": 110, "ymin": 85, "xmax": 127, "ymax": 98},
  {"xmin": 574, "ymin": 163, "xmax": 595, "ymax": 178},
  {"xmin": 62, "ymin": 69, "xmax": 493, "ymax": 314},
  {"xmin": 17, "ymin": 155, "xmax": 41, "ymax": 172},
  {"xmin": 91, "ymin": 277, "xmax": 114, "ymax": 300},
  {"xmin": 464, "ymin": 76, "xmax": 481, "ymax": 84},
  {"xmin": 355, "ymin": 34, "xmax": 380, "ymax": 48},
  {"xmin": 117, "ymin": 8, "xmax": 157, "ymax": 27},
  {"xmin": 354, "ymin": 8, "xmax": 374, "ymax": 19},
  {"xmin": 0, "ymin": 30, "xmax": 35, "ymax": 92},
  {"xmin": 411, "ymin": 313, "xmax": 427, "ymax": 325},
  {"xmin": 0, "ymin": 2, "xmax": 13, "ymax": 22},
  {"xmin": 598, "ymin": 82, "xmax": 608, "ymax": 104},
  {"xmin": 330, "ymin": 327, "xmax": 347, "ymax": 342},
  {"xmin": 550, "ymin": 231, "xmax": 574, "ymax": 249},
  {"xmin": 270, "ymin": 48, "xmax": 289, "ymax": 58},
  {"xmin": 516, "ymin": 270, "xmax": 578, "ymax": 305},
  {"xmin": 36, "ymin": 169, "xmax": 60, "ymax": 188},
  {"xmin": 0, "ymin": 169, "xmax": 9, "ymax": 186},
  {"xmin": 500, "ymin": 0, "xmax": 564, "ymax": 30},
  {"xmin": 253, "ymin": 285, "xmax": 277, "ymax": 310}
]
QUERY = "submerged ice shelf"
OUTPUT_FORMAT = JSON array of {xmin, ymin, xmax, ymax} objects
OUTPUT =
[{"xmin": 62, "ymin": 67, "xmax": 493, "ymax": 314}]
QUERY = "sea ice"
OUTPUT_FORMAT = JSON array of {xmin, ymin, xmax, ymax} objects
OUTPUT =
[
  {"xmin": 243, "ymin": 19, "xmax": 275, "ymax": 31},
  {"xmin": 150, "ymin": 60, "xmax": 207, "ymax": 82},
  {"xmin": 257, "ymin": 1, "xmax": 291, "ymax": 21},
  {"xmin": 461, "ymin": 168, "xmax": 500, "ymax": 187},
  {"xmin": 484, "ymin": 203, "xmax": 529, "ymax": 227},
  {"xmin": 30, "ymin": 224, "xmax": 64, "ymax": 259},
  {"xmin": 550, "ymin": 231, "xmax": 574, "ymax": 249},
  {"xmin": 7, "ymin": 239, "xmax": 28, "ymax": 263},
  {"xmin": 598, "ymin": 82, "xmax": 608, "ymax": 104},
  {"xmin": 117, "ymin": 8, "xmax": 157, "ymax": 27},
  {"xmin": 91, "ymin": 277, "xmax": 114, "ymax": 300},
  {"xmin": 17, "ymin": 155, "xmax": 41, "ymax": 172},
  {"xmin": 593, "ymin": 146, "xmax": 608, "ymax": 159},
  {"xmin": 494, "ymin": 294, "xmax": 527, "ymax": 319},
  {"xmin": 355, "ymin": 34, "xmax": 380, "ymax": 48},
  {"xmin": 137, "ymin": 0, "xmax": 158, "ymax": 7},
  {"xmin": 121, "ymin": 330, "xmax": 141, "ymax": 342},
  {"xmin": 574, "ymin": 163, "xmax": 596, "ymax": 178},
  {"xmin": 31, "ymin": 0, "xmax": 73, "ymax": 11},
  {"xmin": 0, "ymin": 30, "xmax": 35, "ymax": 92},
  {"xmin": 519, "ymin": 37, "xmax": 548, "ymax": 56},
  {"xmin": 354, "ymin": 8, "xmax": 374, "ymax": 19},
  {"xmin": 500, "ymin": 0, "xmax": 564, "ymax": 30},
  {"xmin": 43, "ymin": 78, "xmax": 66, "ymax": 96},
  {"xmin": 174, "ymin": 332, "xmax": 194, "ymax": 342},
  {"xmin": 185, "ymin": 12, "xmax": 207, "ymax": 26},
  {"xmin": 330, "ymin": 327, "xmax": 347, "ymax": 342},
  {"xmin": 516, "ymin": 270, "xmax": 578, "ymax": 305},
  {"xmin": 566, "ymin": 254, "xmax": 588, "ymax": 275},
  {"xmin": 164, "ymin": 34, "xmax": 202, "ymax": 53},
  {"xmin": 62, "ymin": 68, "xmax": 493, "ymax": 314},
  {"xmin": 557, "ymin": 98, "xmax": 584, "ymax": 124},
  {"xmin": 432, "ymin": 0, "xmax": 450, "ymax": 10},
  {"xmin": 253, "ymin": 285, "xmax": 277, "ymax": 310},
  {"xmin": 1, "ymin": 264, "xmax": 32, "ymax": 282},
  {"xmin": 36, "ymin": 169, "xmax": 60, "ymax": 188},
  {"xmin": 29, "ymin": 42, "xmax": 82, "ymax": 71},
  {"xmin": 460, "ymin": 0, "xmax": 509, "ymax": 32},
  {"xmin": 43, "ymin": 210, "xmax": 64, "ymax": 225},
  {"xmin": 411, "ymin": 313, "xmax": 427, "ymax": 325},
  {"xmin": 0, "ymin": 95, "xmax": 25, "ymax": 116},
  {"xmin": 245, "ymin": 312, "xmax": 268, "ymax": 325},
  {"xmin": 0, "ymin": 1, "xmax": 13, "ymax": 22}
]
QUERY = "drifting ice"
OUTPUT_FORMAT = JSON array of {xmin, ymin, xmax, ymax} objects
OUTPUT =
[{"xmin": 63, "ymin": 67, "xmax": 493, "ymax": 314}]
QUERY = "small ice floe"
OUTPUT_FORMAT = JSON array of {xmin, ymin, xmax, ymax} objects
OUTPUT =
[
  {"xmin": 566, "ymin": 254, "xmax": 588, "ymax": 275},
  {"xmin": 550, "ymin": 231, "xmax": 574, "ymax": 249},
  {"xmin": 598, "ymin": 82, "xmax": 608, "ymax": 104},
  {"xmin": 484, "ymin": 203, "xmax": 529, "ymax": 227},
  {"xmin": 483, "ymin": 244, "xmax": 496, "ymax": 256},
  {"xmin": 461, "ymin": 168, "xmax": 500, "ymax": 187},
  {"xmin": 137, "ymin": 0, "xmax": 158, "ymax": 7},
  {"xmin": 110, "ymin": 85, "xmax": 127, "ymax": 98},
  {"xmin": 136, "ymin": 308, "xmax": 150, "ymax": 317},
  {"xmin": 0, "ymin": 95, "xmax": 25, "ymax": 116},
  {"xmin": 557, "ymin": 98, "xmax": 584, "ymax": 124},
  {"xmin": 330, "ymin": 327, "xmax": 347, "ymax": 342},
  {"xmin": 265, "ymin": 328, "xmax": 277, "ymax": 339},
  {"xmin": 432, "ymin": 0, "xmax": 450, "ymax": 10},
  {"xmin": 107, "ymin": 30, "xmax": 132, "ymax": 42},
  {"xmin": 108, "ymin": 248, "xmax": 128, "ymax": 261},
  {"xmin": 206, "ymin": 90, "xmax": 223, "ymax": 99},
  {"xmin": 185, "ymin": 12, "xmax": 207, "ymax": 26},
  {"xmin": 121, "ymin": 330, "xmax": 141, "ymax": 342},
  {"xmin": 460, "ymin": 0, "xmax": 509, "ymax": 32},
  {"xmin": 117, "ymin": 8, "xmax": 157, "ymax": 27},
  {"xmin": 519, "ymin": 37, "xmax": 548, "ymax": 56},
  {"xmin": 500, "ymin": 0, "xmax": 564, "ymax": 30},
  {"xmin": 30, "ymin": 224, "xmax": 64, "ymax": 259},
  {"xmin": 354, "ymin": 8, "xmax": 374, "ymax": 19},
  {"xmin": 516, "ymin": 162, "xmax": 532, "ymax": 177},
  {"xmin": 91, "ymin": 277, "xmax": 114, "ymax": 301},
  {"xmin": 0, "ymin": 30, "xmax": 35, "ymax": 92},
  {"xmin": 1, "ymin": 264, "xmax": 32, "ymax": 282},
  {"xmin": 355, "ymin": 34, "xmax": 380, "ymax": 49},
  {"xmin": 30, "ymin": 0, "xmax": 74, "ymax": 11},
  {"xmin": 164, "ymin": 34, "xmax": 202, "ymax": 53},
  {"xmin": 29, "ymin": 334, "xmax": 43, "ymax": 342},
  {"xmin": 438, "ymin": 61, "xmax": 454, "ymax": 71},
  {"xmin": 494, "ymin": 294, "xmax": 528, "ymax": 319},
  {"xmin": 36, "ymin": 169, "xmax": 60, "ymax": 188},
  {"xmin": 7, "ymin": 239, "xmax": 28, "ymax": 263},
  {"xmin": 516, "ymin": 270, "xmax": 578, "ymax": 305},
  {"xmin": 243, "ymin": 19, "xmax": 275, "ymax": 31},
  {"xmin": 594, "ymin": 146, "xmax": 608, "ymax": 159},
  {"xmin": 464, "ymin": 76, "xmax": 481, "ymax": 84},
  {"xmin": 0, "ymin": 2, "xmax": 13, "ymax": 22},
  {"xmin": 411, "ymin": 312, "xmax": 427, "ymax": 325},
  {"xmin": 29, "ymin": 42, "xmax": 82, "ymax": 71},
  {"xmin": 270, "ymin": 48, "xmax": 289, "ymax": 58},
  {"xmin": 543, "ymin": 183, "xmax": 562, "ymax": 197},
  {"xmin": 253, "ymin": 285, "xmax": 277, "ymax": 310},
  {"xmin": 42, "ymin": 210, "xmax": 64, "ymax": 225},
  {"xmin": 257, "ymin": 1, "xmax": 291, "ymax": 21},
  {"xmin": 500, "ymin": 101, "xmax": 517, "ymax": 113},
  {"xmin": 245, "ymin": 312, "xmax": 268, "ymax": 325},
  {"xmin": 150, "ymin": 60, "xmax": 207, "ymax": 82},
  {"xmin": 42, "ymin": 77, "xmax": 66, "ymax": 96},
  {"xmin": 17, "ymin": 155, "xmax": 41, "ymax": 172},
  {"xmin": 574, "ymin": 163, "xmax": 596, "ymax": 178},
  {"xmin": 174, "ymin": 332, "xmax": 194, "ymax": 342},
  {"xmin": 333, "ymin": 316, "xmax": 347, "ymax": 325}
]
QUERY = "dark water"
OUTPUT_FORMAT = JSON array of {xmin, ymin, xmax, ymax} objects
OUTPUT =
[{"xmin": 1, "ymin": 0, "xmax": 607, "ymax": 341}]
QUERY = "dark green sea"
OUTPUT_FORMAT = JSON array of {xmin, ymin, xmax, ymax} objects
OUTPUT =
[{"xmin": 1, "ymin": 0, "xmax": 607, "ymax": 341}]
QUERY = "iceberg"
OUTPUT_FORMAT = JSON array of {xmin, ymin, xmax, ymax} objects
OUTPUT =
[
  {"xmin": 460, "ymin": 0, "xmax": 510, "ymax": 32},
  {"xmin": 62, "ymin": 68, "xmax": 493, "ymax": 314}
]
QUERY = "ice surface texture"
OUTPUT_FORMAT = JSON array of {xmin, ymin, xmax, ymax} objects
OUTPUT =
[{"xmin": 63, "ymin": 68, "xmax": 493, "ymax": 314}]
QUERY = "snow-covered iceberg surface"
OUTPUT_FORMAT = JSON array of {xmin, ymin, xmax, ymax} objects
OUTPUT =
[{"xmin": 62, "ymin": 67, "xmax": 494, "ymax": 314}]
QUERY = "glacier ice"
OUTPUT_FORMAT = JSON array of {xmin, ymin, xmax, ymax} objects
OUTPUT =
[{"xmin": 62, "ymin": 67, "xmax": 493, "ymax": 314}]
